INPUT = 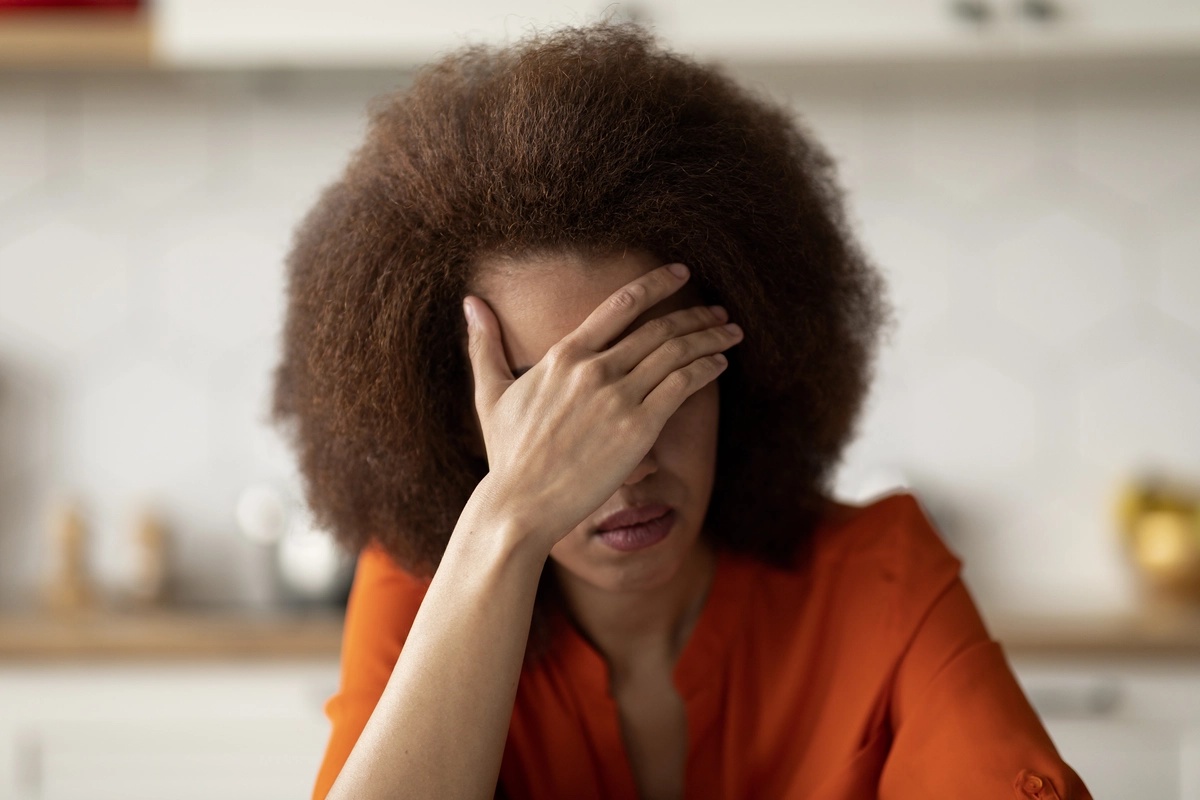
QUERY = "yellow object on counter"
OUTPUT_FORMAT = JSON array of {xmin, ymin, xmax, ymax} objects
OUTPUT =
[{"xmin": 1116, "ymin": 476, "xmax": 1200, "ymax": 604}]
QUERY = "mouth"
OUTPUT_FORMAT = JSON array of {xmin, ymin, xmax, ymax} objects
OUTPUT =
[
  {"xmin": 592, "ymin": 505, "xmax": 676, "ymax": 552},
  {"xmin": 594, "ymin": 503, "xmax": 673, "ymax": 532}
]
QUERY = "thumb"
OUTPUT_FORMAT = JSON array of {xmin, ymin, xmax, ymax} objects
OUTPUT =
[{"xmin": 463, "ymin": 295, "xmax": 513, "ymax": 407}]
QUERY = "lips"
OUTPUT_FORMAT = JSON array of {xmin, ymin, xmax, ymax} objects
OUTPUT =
[{"xmin": 594, "ymin": 503, "xmax": 672, "ymax": 533}]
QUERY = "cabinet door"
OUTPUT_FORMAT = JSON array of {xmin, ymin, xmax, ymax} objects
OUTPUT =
[
  {"xmin": 0, "ymin": 661, "xmax": 340, "ymax": 800},
  {"xmin": 669, "ymin": 0, "xmax": 988, "ymax": 60},
  {"xmin": 672, "ymin": 0, "xmax": 1200, "ymax": 61},
  {"xmin": 155, "ymin": 0, "xmax": 643, "ymax": 66},
  {"xmin": 1040, "ymin": 719, "xmax": 1182, "ymax": 799},
  {"xmin": 21, "ymin": 718, "xmax": 330, "ymax": 800},
  {"xmin": 154, "ymin": 0, "xmax": 1200, "ymax": 66},
  {"xmin": 1012, "ymin": 657, "xmax": 1200, "ymax": 800},
  {"xmin": 1017, "ymin": 0, "xmax": 1200, "ymax": 48}
]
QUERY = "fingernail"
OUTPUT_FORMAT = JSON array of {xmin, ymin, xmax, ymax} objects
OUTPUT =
[
  {"xmin": 667, "ymin": 263, "xmax": 689, "ymax": 278},
  {"xmin": 462, "ymin": 300, "xmax": 475, "ymax": 327}
]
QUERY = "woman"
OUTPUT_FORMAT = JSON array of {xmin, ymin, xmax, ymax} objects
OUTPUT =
[{"xmin": 271, "ymin": 21, "xmax": 1092, "ymax": 800}]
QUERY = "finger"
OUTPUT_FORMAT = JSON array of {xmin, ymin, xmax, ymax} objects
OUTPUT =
[
  {"xmin": 569, "ymin": 263, "xmax": 691, "ymax": 353},
  {"xmin": 626, "ymin": 320, "xmax": 742, "ymax": 401},
  {"xmin": 640, "ymin": 353, "xmax": 729, "ymax": 422},
  {"xmin": 604, "ymin": 303, "xmax": 731, "ymax": 374},
  {"xmin": 462, "ymin": 295, "xmax": 514, "ymax": 409}
]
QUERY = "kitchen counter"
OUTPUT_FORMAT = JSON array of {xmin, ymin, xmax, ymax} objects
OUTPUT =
[
  {"xmin": 990, "ymin": 608, "xmax": 1200, "ymax": 659},
  {"xmin": 4, "ymin": 606, "xmax": 1200, "ymax": 661},
  {"xmin": 0, "ymin": 607, "xmax": 344, "ymax": 661}
]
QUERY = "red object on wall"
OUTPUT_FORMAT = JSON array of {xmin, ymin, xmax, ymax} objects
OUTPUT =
[{"xmin": 0, "ymin": 1, "xmax": 141, "ymax": 10}]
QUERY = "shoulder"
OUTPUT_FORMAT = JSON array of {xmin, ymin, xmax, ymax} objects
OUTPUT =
[
  {"xmin": 355, "ymin": 540, "xmax": 433, "ymax": 594},
  {"xmin": 337, "ymin": 542, "xmax": 432, "ymax": 691},
  {"xmin": 744, "ymin": 491, "xmax": 963, "ymax": 641},
  {"xmin": 813, "ymin": 490, "xmax": 957, "ymax": 564},
  {"xmin": 754, "ymin": 490, "xmax": 960, "ymax": 585},
  {"xmin": 349, "ymin": 541, "xmax": 433, "ymax": 629}
]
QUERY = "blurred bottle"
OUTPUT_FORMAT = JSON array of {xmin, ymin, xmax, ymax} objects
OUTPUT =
[
  {"xmin": 128, "ymin": 505, "xmax": 170, "ymax": 609},
  {"xmin": 41, "ymin": 496, "xmax": 97, "ymax": 615}
]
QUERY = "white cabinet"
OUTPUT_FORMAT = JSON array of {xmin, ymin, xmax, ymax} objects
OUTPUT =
[
  {"xmin": 1053, "ymin": 0, "xmax": 1200, "ymax": 41},
  {"xmin": 672, "ymin": 0, "xmax": 967, "ymax": 60},
  {"xmin": 153, "ymin": 0, "xmax": 620, "ymax": 66},
  {"xmin": 1010, "ymin": 656, "xmax": 1200, "ymax": 800},
  {"xmin": 3, "ymin": 654, "xmax": 1198, "ymax": 798},
  {"xmin": 0, "ymin": 660, "xmax": 340, "ymax": 800},
  {"xmin": 1034, "ymin": 720, "xmax": 1187, "ymax": 799},
  {"xmin": 674, "ymin": 0, "xmax": 1200, "ymax": 60},
  {"xmin": 152, "ymin": 0, "xmax": 1200, "ymax": 67}
]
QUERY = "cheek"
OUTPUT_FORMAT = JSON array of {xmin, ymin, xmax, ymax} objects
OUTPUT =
[{"xmin": 546, "ymin": 383, "xmax": 720, "ymax": 573}]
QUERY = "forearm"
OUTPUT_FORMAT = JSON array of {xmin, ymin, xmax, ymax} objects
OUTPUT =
[{"xmin": 326, "ymin": 479, "xmax": 550, "ymax": 800}]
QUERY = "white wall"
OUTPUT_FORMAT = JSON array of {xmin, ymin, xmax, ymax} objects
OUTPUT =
[{"xmin": 1, "ymin": 57, "xmax": 1197, "ymax": 616}]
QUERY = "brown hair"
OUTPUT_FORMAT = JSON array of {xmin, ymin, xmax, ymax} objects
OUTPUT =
[{"xmin": 270, "ymin": 20, "xmax": 893, "ymax": 631}]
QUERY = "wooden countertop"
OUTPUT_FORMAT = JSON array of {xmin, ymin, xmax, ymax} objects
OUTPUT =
[
  {"xmin": 0, "ymin": 8, "xmax": 152, "ymax": 68},
  {"xmin": 4, "ymin": 606, "xmax": 1200, "ymax": 662},
  {"xmin": 0, "ymin": 607, "xmax": 344, "ymax": 662},
  {"xmin": 989, "ymin": 608, "xmax": 1200, "ymax": 659}
]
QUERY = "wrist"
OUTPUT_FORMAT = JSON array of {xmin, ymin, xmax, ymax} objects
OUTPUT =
[{"xmin": 457, "ymin": 475, "xmax": 554, "ymax": 568}]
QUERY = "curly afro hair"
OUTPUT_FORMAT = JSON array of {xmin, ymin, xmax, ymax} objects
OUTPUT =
[{"xmin": 270, "ymin": 20, "xmax": 893, "ymax": 604}]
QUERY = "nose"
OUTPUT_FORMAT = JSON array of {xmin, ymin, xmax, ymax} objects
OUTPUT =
[{"xmin": 624, "ymin": 446, "xmax": 659, "ymax": 485}]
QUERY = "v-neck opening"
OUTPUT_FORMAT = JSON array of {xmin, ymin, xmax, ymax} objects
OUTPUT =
[
  {"xmin": 671, "ymin": 548, "xmax": 756, "ymax": 698},
  {"xmin": 550, "ymin": 548, "xmax": 754, "ymax": 691},
  {"xmin": 546, "ymin": 549, "xmax": 759, "ymax": 798}
]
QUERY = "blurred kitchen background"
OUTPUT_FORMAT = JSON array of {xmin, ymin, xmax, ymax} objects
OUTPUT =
[{"xmin": 2, "ymin": 1, "xmax": 1200, "ymax": 798}]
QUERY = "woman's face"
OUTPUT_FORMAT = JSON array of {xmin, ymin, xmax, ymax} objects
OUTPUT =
[{"xmin": 466, "ymin": 248, "xmax": 720, "ymax": 594}]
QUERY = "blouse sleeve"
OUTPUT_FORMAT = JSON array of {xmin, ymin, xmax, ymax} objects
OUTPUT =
[
  {"xmin": 310, "ymin": 542, "xmax": 430, "ymax": 800},
  {"xmin": 878, "ymin": 494, "xmax": 1094, "ymax": 800}
]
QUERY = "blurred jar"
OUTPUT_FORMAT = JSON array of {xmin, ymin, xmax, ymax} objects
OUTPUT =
[
  {"xmin": 1115, "ymin": 476, "xmax": 1200, "ymax": 607},
  {"xmin": 236, "ymin": 483, "xmax": 354, "ymax": 610}
]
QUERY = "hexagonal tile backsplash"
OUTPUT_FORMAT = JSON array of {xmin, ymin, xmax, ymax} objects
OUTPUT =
[{"xmin": 1, "ymin": 65, "xmax": 1197, "ymax": 616}]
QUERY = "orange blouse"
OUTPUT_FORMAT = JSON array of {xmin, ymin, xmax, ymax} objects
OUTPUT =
[{"xmin": 312, "ymin": 491, "xmax": 1093, "ymax": 799}]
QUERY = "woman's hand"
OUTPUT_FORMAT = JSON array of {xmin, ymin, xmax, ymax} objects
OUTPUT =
[{"xmin": 461, "ymin": 262, "xmax": 743, "ymax": 554}]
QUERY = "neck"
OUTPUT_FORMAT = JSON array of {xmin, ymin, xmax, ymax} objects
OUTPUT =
[{"xmin": 553, "ymin": 540, "xmax": 718, "ymax": 675}]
